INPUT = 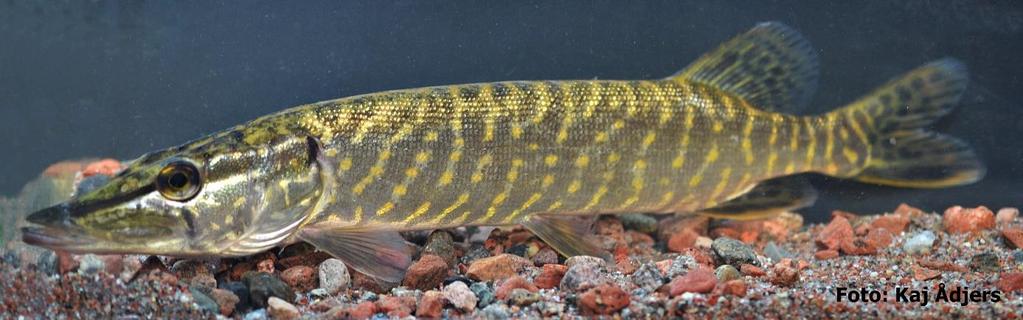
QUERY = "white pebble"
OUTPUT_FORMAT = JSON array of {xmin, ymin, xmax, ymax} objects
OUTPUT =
[
  {"xmin": 903, "ymin": 231, "xmax": 936, "ymax": 255},
  {"xmin": 318, "ymin": 258, "xmax": 351, "ymax": 295},
  {"xmin": 443, "ymin": 281, "xmax": 478, "ymax": 312}
]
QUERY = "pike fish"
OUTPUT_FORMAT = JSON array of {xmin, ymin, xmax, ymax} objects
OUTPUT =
[{"xmin": 22, "ymin": 22, "xmax": 984, "ymax": 281}]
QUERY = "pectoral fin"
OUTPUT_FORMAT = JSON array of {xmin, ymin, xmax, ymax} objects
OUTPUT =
[
  {"xmin": 298, "ymin": 225, "xmax": 416, "ymax": 283},
  {"xmin": 521, "ymin": 215, "xmax": 612, "ymax": 261},
  {"xmin": 697, "ymin": 175, "xmax": 817, "ymax": 220}
]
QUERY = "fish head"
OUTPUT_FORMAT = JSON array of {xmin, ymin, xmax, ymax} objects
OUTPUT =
[{"xmin": 22, "ymin": 128, "xmax": 327, "ymax": 257}]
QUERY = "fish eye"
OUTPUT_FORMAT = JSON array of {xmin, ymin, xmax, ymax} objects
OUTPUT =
[{"xmin": 156, "ymin": 161, "xmax": 202, "ymax": 201}]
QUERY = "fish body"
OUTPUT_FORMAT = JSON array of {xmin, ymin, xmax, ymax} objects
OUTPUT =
[{"xmin": 23, "ymin": 22, "xmax": 984, "ymax": 281}]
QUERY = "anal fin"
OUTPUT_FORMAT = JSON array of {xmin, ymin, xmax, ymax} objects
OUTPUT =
[
  {"xmin": 298, "ymin": 224, "xmax": 416, "ymax": 283},
  {"xmin": 521, "ymin": 215, "xmax": 611, "ymax": 261},
  {"xmin": 697, "ymin": 175, "xmax": 817, "ymax": 220}
]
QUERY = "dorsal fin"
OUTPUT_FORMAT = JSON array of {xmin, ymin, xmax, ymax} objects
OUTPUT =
[{"xmin": 669, "ymin": 22, "xmax": 819, "ymax": 114}]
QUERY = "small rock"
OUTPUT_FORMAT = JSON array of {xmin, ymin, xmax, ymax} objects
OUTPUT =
[
  {"xmin": 912, "ymin": 266, "xmax": 942, "ymax": 281},
  {"xmin": 460, "ymin": 244, "xmax": 492, "ymax": 265},
  {"xmin": 422, "ymin": 230, "xmax": 457, "ymax": 267},
  {"xmin": 1002, "ymin": 228, "xmax": 1023, "ymax": 249},
  {"xmin": 210, "ymin": 288, "xmax": 240, "ymax": 316},
  {"xmin": 769, "ymin": 261, "xmax": 800, "ymax": 286},
  {"xmin": 662, "ymin": 255, "xmax": 699, "ymax": 278},
  {"xmin": 871, "ymin": 214, "xmax": 910, "ymax": 234},
  {"xmin": 531, "ymin": 247, "xmax": 559, "ymax": 266},
  {"xmin": 997, "ymin": 272, "xmax": 1023, "ymax": 292},
  {"xmin": 242, "ymin": 309, "xmax": 268, "ymax": 320},
  {"xmin": 694, "ymin": 236, "xmax": 714, "ymax": 249},
  {"xmin": 78, "ymin": 254, "xmax": 105, "ymax": 275},
  {"xmin": 578, "ymin": 284, "xmax": 630, "ymax": 315},
  {"xmin": 403, "ymin": 254, "xmax": 451, "ymax": 290},
  {"xmin": 816, "ymin": 216, "xmax": 854, "ymax": 251},
  {"xmin": 894, "ymin": 203, "xmax": 926, "ymax": 219},
  {"xmin": 969, "ymin": 252, "xmax": 1001, "ymax": 273},
  {"xmin": 667, "ymin": 229, "xmax": 700, "ymax": 252},
  {"xmin": 171, "ymin": 259, "xmax": 210, "ymax": 280},
  {"xmin": 996, "ymin": 207, "xmax": 1019, "ymax": 225},
  {"xmin": 507, "ymin": 288, "xmax": 541, "ymax": 306},
  {"xmin": 466, "ymin": 253, "xmax": 534, "ymax": 281},
  {"xmin": 1014, "ymin": 250, "xmax": 1023, "ymax": 264},
  {"xmin": 495, "ymin": 276, "xmax": 538, "ymax": 300},
  {"xmin": 267, "ymin": 296, "xmax": 300, "ymax": 320},
  {"xmin": 903, "ymin": 231, "xmax": 937, "ymax": 255},
  {"xmin": 814, "ymin": 250, "xmax": 840, "ymax": 260},
  {"xmin": 348, "ymin": 301, "xmax": 378, "ymax": 319},
  {"xmin": 762, "ymin": 241, "xmax": 792, "ymax": 262},
  {"xmin": 714, "ymin": 265, "xmax": 740, "ymax": 282},
  {"xmin": 377, "ymin": 296, "xmax": 415, "ymax": 318},
  {"xmin": 318, "ymin": 258, "xmax": 351, "ymax": 295},
  {"xmin": 619, "ymin": 213, "xmax": 658, "ymax": 233},
  {"xmin": 444, "ymin": 281, "xmax": 478, "ymax": 312},
  {"xmin": 711, "ymin": 237, "xmax": 757, "ymax": 266},
  {"xmin": 480, "ymin": 304, "xmax": 510, "ymax": 319},
  {"xmin": 191, "ymin": 288, "xmax": 220, "ymax": 315},
  {"xmin": 280, "ymin": 266, "xmax": 317, "ymax": 292},
  {"xmin": 943, "ymin": 205, "xmax": 996, "ymax": 234},
  {"xmin": 416, "ymin": 290, "xmax": 446, "ymax": 318},
  {"xmin": 220, "ymin": 281, "xmax": 252, "ymax": 313},
  {"xmin": 469, "ymin": 282, "xmax": 494, "ymax": 308},
  {"xmin": 740, "ymin": 264, "xmax": 766, "ymax": 277},
  {"xmin": 719, "ymin": 279, "xmax": 747, "ymax": 297},
  {"xmin": 669, "ymin": 268, "xmax": 716, "ymax": 296},
  {"xmin": 242, "ymin": 271, "xmax": 294, "ymax": 308},
  {"xmin": 560, "ymin": 256, "xmax": 609, "ymax": 292},
  {"xmin": 190, "ymin": 273, "xmax": 218, "ymax": 294},
  {"xmin": 841, "ymin": 237, "xmax": 878, "ymax": 256},
  {"xmin": 534, "ymin": 264, "xmax": 568, "ymax": 289},
  {"xmin": 629, "ymin": 263, "xmax": 664, "ymax": 292},
  {"xmin": 57, "ymin": 251, "xmax": 78, "ymax": 274},
  {"xmin": 865, "ymin": 228, "xmax": 894, "ymax": 248}
]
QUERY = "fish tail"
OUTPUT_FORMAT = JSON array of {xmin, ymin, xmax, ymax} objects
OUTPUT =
[{"xmin": 832, "ymin": 58, "xmax": 985, "ymax": 188}]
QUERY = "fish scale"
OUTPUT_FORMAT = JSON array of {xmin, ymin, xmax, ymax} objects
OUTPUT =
[{"xmin": 23, "ymin": 22, "xmax": 983, "ymax": 283}]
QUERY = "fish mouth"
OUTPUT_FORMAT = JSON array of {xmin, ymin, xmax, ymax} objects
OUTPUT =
[{"xmin": 21, "ymin": 203, "xmax": 92, "ymax": 249}]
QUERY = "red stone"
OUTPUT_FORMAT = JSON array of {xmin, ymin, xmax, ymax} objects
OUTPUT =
[
  {"xmin": 840, "ymin": 237, "xmax": 878, "ymax": 256},
  {"xmin": 377, "ymin": 296, "xmax": 414, "ymax": 318},
  {"xmin": 865, "ymin": 228, "xmax": 894, "ymax": 248},
  {"xmin": 739, "ymin": 264, "xmax": 766, "ymax": 277},
  {"xmin": 943, "ymin": 206, "xmax": 996, "ymax": 234},
  {"xmin": 814, "ymin": 250, "xmax": 840, "ymax": 260},
  {"xmin": 57, "ymin": 251, "xmax": 79, "ymax": 274},
  {"xmin": 495, "ymin": 276, "xmax": 538, "ymax": 300},
  {"xmin": 871, "ymin": 214, "xmax": 910, "ymax": 234},
  {"xmin": 349, "ymin": 301, "xmax": 378, "ymax": 319},
  {"xmin": 669, "ymin": 267, "xmax": 716, "ymax": 296},
  {"xmin": 402, "ymin": 254, "xmax": 451, "ymax": 290},
  {"xmin": 280, "ymin": 266, "xmax": 318, "ymax": 292},
  {"xmin": 534, "ymin": 264, "xmax": 568, "ymax": 289},
  {"xmin": 667, "ymin": 228, "xmax": 699, "ymax": 252},
  {"xmin": 816, "ymin": 216, "xmax": 854, "ymax": 251},
  {"xmin": 578, "ymin": 284, "xmax": 630, "ymax": 315},
  {"xmin": 465, "ymin": 254, "xmax": 534, "ymax": 281},
  {"xmin": 1002, "ymin": 228, "xmax": 1023, "ymax": 249},
  {"xmin": 997, "ymin": 272, "xmax": 1023, "ymax": 292},
  {"xmin": 997, "ymin": 207, "xmax": 1019, "ymax": 225},
  {"xmin": 831, "ymin": 210, "xmax": 859, "ymax": 221},
  {"xmin": 769, "ymin": 261, "xmax": 800, "ymax": 286},
  {"xmin": 719, "ymin": 279, "xmax": 747, "ymax": 297},
  {"xmin": 416, "ymin": 291, "xmax": 446, "ymax": 318}
]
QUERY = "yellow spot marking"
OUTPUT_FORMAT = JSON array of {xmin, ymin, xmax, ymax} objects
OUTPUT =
[
  {"xmin": 583, "ymin": 82, "xmax": 601, "ymax": 118},
  {"xmin": 376, "ymin": 202, "xmax": 395, "ymax": 216},
  {"xmin": 352, "ymin": 206, "xmax": 363, "ymax": 224},
  {"xmin": 542, "ymin": 174, "xmax": 555, "ymax": 188},
  {"xmin": 438, "ymin": 171, "xmax": 455, "ymax": 186},
  {"xmin": 594, "ymin": 132, "xmax": 609, "ymax": 143},
  {"xmin": 505, "ymin": 193, "xmax": 543, "ymax": 223},
  {"xmin": 425, "ymin": 131, "xmax": 439, "ymax": 142},
  {"xmin": 471, "ymin": 154, "xmax": 494, "ymax": 183},
  {"xmin": 790, "ymin": 118, "xmax": 801, "ymax": 151},
  {"xmin": 233, "ymin": 197, "xmax": 245, "ymax": 209},
  {"xmin": 784, "ymin": 162, "xmax": 797, "ymax": 174},
  {"xmin": 403, "ymin": 202, "xmax": 432, "ymax": 224},
  {"xmin": 210, "ymin": 222, "xmax": 220, "ymax": 231},
  {"xmin": 431, "ymin": 193, "xmax": 470, "ymax": 224},
  {"xmin": 843, "ymin": 147, "xmax": 859, "ymax": 165},
  {"xmin": 706, "ymin": 147, "xmax": 719, "ymax": 164},
  {"xmin": 546, "ymin": 200, "xmax": 563, "ymax": 211},
  {"xmin": 575, "ymin": 155, "xmax": 590, "ymax": 168},
  {"xmin": 672, "ymin": 154, "xmax": 685, "ymax": 169},
  {"xmin": 586, "ymin": 186, "xmax": 610, "ymax": 209},
  {"xmin": 225, "ymin": 214, "xmax": 233, "ymax": 225},
  {"xmin": 824, "ymin": 121, "xmax": 835, "ymax": 163},
  {"xmin": 392, "ymin": 185, "xmax": 407, "ymax": 197},
  {"xmin": 713, "ymin": 121, "xmax": 724, "ymax": 133},
  {"xmin": 405, "ymin": 167, "xmax": 419, "ymax": 178},
  {"xmin": 613, "ymin": 120, "xmax": 625, "ymax": 129},
  {"xmin": 608, "ymin": 152, "xmax": 621, "ymax": 164},
  {"xmin": 528, "ymin": 143, "xmax": 540, "ymax": 151},
  {"xmin": 804, "ymin": 118, "xmax": 817, "ymax": 168},
  {"xmin": 511, "ymin": 125, "xmax": 523, "ymax": 139},
  {"xmin": 451, "ymin": 211, "xmax": 473, "ymax": 224},
  {"xmin": 545, "ymin": 154, "xmax": 559, "ymax": 167},
  {"xmin": 338, "ymin": 158, "xmax": 353, "ymax": 171},
  {"xmin": 688, "ymin": 174, "xmax": 703, "ymax": 187},
  {"xmin": 709, "ymin": 167, "xmax": 733, "ymax": 201},
  {"xmin": 642, "ymin": 132, "xmax": 657, "ymax": 148},
  {"xmin": 352, "ymin": 150, "xmax": 391, "ymax": 195},
  {"xmin": 483, "ymin": 121, "xmax": 495, "ymax": 142},
  {"xmin": 567, "ymin": 180, "xmax": 582, "ymax": 194},
  {"xmin": 656, "ymin": 191, "xmax": 676, "ymax": 208},
  {"xmin": 415, "ymin": 151, "xmax": 431, "ymax": 163},
  {"xmin": 845, "ymin": 113, "xmax": 871, "ymax": 146},
  {"xmin": 531, "ymin": 83, "xmax": 552, "ymax": 124},
  {"xmin": 742, "ymin": 120, "xmax": 755, "ymax": 165},
  {"xmin": 766, "ymin": 153, "xmax": 779, "ymax": 175},
  {"xmin": 768, "ymin": 115, "xmax": 781, "ymax": 146}
]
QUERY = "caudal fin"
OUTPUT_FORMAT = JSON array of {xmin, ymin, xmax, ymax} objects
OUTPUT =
[{"xmin": 836, "ymin": 59, "xmax": 985, "ymax": 188}]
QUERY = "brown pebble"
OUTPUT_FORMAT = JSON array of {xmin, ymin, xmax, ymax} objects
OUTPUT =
[
  {"xmin": 669, "ymin": 267, "xmax": 716, "ymax": 296},
  {"xmin": 894, "ymin": 203, "xmax": 926, "ymax": 219},
  {"xmin": 871, "ymin": 214, "xmax": 910, "ymax": 234},
  {"xmin": 719, "ymin": 279, "xmax": 747, "ymax": 297},
  {"xmin": 578, "ymin": 284, "xmax": 630, "ymax": 315},
  {"xmin": 769, "ymin": 261, "xmax": 800, "ymax": 286},
  {"xmin": 280, "ymin": 266, "xmax": 318, "ymax": 292},
  {"xmin": 349, "ymin": 301, "xmax": 378, "ymax": 319},
  {"xmin": 377, "ymin": 296, "xmax": 415, "ymax": 318},
  {"xmin": 416, "ymin": 290, "xmax": 446, "ymax": 318},
  {"xmin": 739, "ymin": 264, "xmax": 766, "ymax": 277},
  {"xmin": 912, "ymin": 266, "xmax": 942, "ymax": 281},
  {"xmin": 997, "ymin": 272, "xmax": 1023, "ymax": 292},
  {"xmin": 496, "ymin": 276, "xmax": 538, "ymax": 300},
  {"xmin": 531, "ymin": 247, "xmax": 560, "ymax": 266},
  {"xmin": 534, "ymin": 264, "xmax": 568, "ymax": 289},
  {"xmin": 840, "ymin": 237, "xmax": 878, "ymax": 256},
  {"xmin": 402, "ymin": 254, "xmax": 451, "ymax": 291},
  {"xmin": 210, "ymin": 288, "xmax": 240, "ymax": 316},
  {"xmin": 943, "ymin": 205, "xmax": 995, "ymax": 234},
  {"xmin": 865, "ymin": 228, "xmax": 894, "ymax": 248},
  {"xmin": 816, "ymin": 216, "xmax": 854, "ymax": 251},
  {"xmin": 1002, "ymin": 228, "xmax": 1023, "ymax": 249},
  {"xmin": 465, "ymin": 253, "xmax": 534, "ymax": 281},
  {"xmin": 814, "ymin": 250, "xmax": 840, "ymax": 260},
  {"xmin": 57, "ymin": 251, "xmax": 79, "ymax": 274},
  {"xmin": 996, "ymin": 207, "xmax": 1019, "ymax": 225},
  {"xmin": 667, "ymin": 228, "xmax": 699, "ymax": 252}
]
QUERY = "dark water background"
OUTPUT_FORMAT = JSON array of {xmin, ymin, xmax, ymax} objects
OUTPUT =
[{"xmin": 1, "ymin": 1, "xmax": 1020, "ymax": 223}]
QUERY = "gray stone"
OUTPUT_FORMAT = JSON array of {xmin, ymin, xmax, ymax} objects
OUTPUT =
[
  {"xmin": 318, "ymin": 258, "xmax": 351, "ymax": 295},
  {"xmin": 629, "ymin": 263, "xmax": 664, "ymax": 292},
  {"xmin": 763, "ymin": 241, "xmax": 792, "ymax": 263},
  {"xmin": 619, "ymin": 213, "xmax": 658, "ymax": 233},
  {"xmin": 480, "ymin": 304, "xmax": 510, "ymax": 320},
  {"xmin": 443, "ymin": 281, "xmax": 478, "ymax": 312},
  {"xmin": 469, "ymin": 282, "xmax": 494, "ymax": 307},
  {"xmin": 715, "ymin": 265, "xmax": 741, "ymax": 282},
  {"xmin": 712, "ymin": 237, "xmax": 757, "ymax": 266},
  {"xmin": 507, "ymin": 288, "xmax": 540, "ymax": 306},
  {"xmin": 77, "ymin": 254, "xmax": 104, "ymax": 275},
  {"xmin": 191, "ymin": 288, "xmax": 221, "ymax": 314},
  {"xmin": 560, "ymin": 256, "xmax": 609, "ymax": 292},
  {"xmin": 422, "ymin": 230, "xmax": 457, "ymax": 266},
  {"xmin": 241, "ymin": 271, "xmax": 294, "ymax": 308},
  {"xmin": 969, "ymin": 252, "xmax": 1001, "ymax": 273}
]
